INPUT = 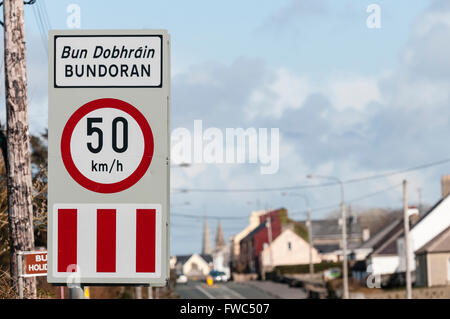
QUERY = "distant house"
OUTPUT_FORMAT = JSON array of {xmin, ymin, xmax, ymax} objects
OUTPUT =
[
  {"xmin": 351, "ymin": 218, "xmax": 403, "ymax": 262},
  {"xmin": 213, "ymin": 245, "xmax": 231, "ymax": 279},
  {"xmin": 302, "ymin": 217, "xmax": 369, "ymax": 262},
  {"xmin": 259, "ymin": 228, "xmax": 321, "ymax": 273},
  {"xmin": 415, "ymin": 225, "xmax": 450, "ymax": 287},
  {"xmin": 354, "ymin": 218, "xmax": 404, "ymax": 279},
  {"xmin": 239, "ymin": 209, "xmax": 283, "ymax": 274},
  {"xmin": 229, "ymin": 210, "xmax": 265, "ymax": 272},
  {"xmin": 359, "ymin": 178, "xmax": 450, "ymax": 282},
  {"xmin": 397, "ymin": 196, "xmax": 450, "ymax": 274},
  {"xmin": 174, "ymin": 253, "xmax": 213, "ymax": 278},
  {"xmin": 212, "ymin": 220, "xmax": 231, "ymax": 279},
  {"xmin": 238, "ymin": 208, "xmax": 313, "ymax": 275}
]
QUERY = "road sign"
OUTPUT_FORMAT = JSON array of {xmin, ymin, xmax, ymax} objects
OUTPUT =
[
  {"xmin": 23, "ymin": 251, "xmax": 48, "ymax": 276},
  {"xmin": 48, "ymin": 30, "xmax": 170, "ymax": 285}
]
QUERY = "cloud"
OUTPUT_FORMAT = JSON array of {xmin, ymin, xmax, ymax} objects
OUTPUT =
[
  {"xmin": 245, "ymin": 68, "xmax": 312, "ymax": 119},
  {"xmin": 262, "ymin": 0, "xmax": 328, "ymax": 29}
]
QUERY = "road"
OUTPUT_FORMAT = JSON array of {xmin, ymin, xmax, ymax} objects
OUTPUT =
[{"xmin": 175, "ymin": 280, "xmax": 307, "ymax": 299}]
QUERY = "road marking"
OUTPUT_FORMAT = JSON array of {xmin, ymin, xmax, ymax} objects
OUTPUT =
[
  {"xmin": 220, "ymin": 284, "xmax": 245, "ymax": 299},
  {"xmin": 195, "ymin": 284, "xmax": 216, "ymax": 299}
]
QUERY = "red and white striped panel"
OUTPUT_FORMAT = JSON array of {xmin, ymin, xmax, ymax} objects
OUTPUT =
[{"xmin": 51, "ymin": 204, "xmax": 161, "ymax": 280}]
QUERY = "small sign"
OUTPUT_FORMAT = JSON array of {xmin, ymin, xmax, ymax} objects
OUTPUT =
[{"xmin": 24, "ymin": 252, "xmax": 47, "ymax": 276}]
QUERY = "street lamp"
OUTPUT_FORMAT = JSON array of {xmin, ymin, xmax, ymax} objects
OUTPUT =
[
  {"xmin": 281, "ymin": 192, "xmax": 314, "ymax": 276},
  {"xmin": 307, "ymin": 174, "xmax": 349, "ymax": 299},
  {"xmin": 171, "ymin": 163, "xmax": 191, "ymax": 168}
]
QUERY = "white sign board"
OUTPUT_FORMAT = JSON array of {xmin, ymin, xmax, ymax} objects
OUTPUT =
[{"xmin": 48, "ymin": 30, "xmax": 170, "ymax": 285}]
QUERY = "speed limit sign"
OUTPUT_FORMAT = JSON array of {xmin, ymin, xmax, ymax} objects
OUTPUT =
[
  {"xmin": 48, "ymin": 30, "xmax": 170, "ymax": 285},
  {"xmin": 61, "ymin": 98, "xmax": 154, "ymax": 193}
]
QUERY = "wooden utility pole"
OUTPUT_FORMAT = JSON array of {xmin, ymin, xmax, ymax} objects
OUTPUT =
[
  {"xmin": 3, "ymin": 0, "xmax": 36, "ymax": 298},
  {"xmin": 403, "ymin": 180, "xmax": 412, "ymax": 299}
]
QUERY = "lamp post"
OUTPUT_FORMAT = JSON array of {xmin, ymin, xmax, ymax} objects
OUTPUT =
[
  {"xmin": 281, "ymin": 192, "xmax": 314, "ymax": 276},
  {"xmin": 307, "ymin": 174, "xmax": 349, "ymax": 299}
]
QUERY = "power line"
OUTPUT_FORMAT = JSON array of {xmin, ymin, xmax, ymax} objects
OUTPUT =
[
  {"xmin": 32, "ymin": 0, "xmax": 51, "ymax": 56},
  {"xmin": 172, "ymin": 157, "xmax": 450, "ymax": 193},
  {"xmin": 172, "ymin": 212, "xmax": 247, "ymax": 220},
  {"xmin": 290, "ymin": 183, "xmax": 403, "ymax": 217},
  {"xmin": 171, "ymin": 183, "xmax": 403, "ymax": 221}
]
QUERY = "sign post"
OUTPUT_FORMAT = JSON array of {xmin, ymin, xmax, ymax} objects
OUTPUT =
[
  {"xmin": 17, "ymin": 251, "xmax": 48, "ymax": 298},
  {"xmin": 48, "ymin": 30, "xmax": 170, "ymax": 286}
]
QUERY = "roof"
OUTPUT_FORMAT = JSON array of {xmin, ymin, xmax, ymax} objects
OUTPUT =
[
  {"xmin": 245, "ymin": 222, "xmax": 266, "ymax": 240},
  {"xmin": 241, "ymin": 208, "xmax": 284, "ymax": 242},
  {"xmin": 370, "ymin": 224, "xmax": 404, "ymax": 256},
  {"xmin": 315, "ymin": 244, "xmax": 340, "ymax": 253},
  {"xmin": 175, "ymin": 254, "xmax": 213, "ymax": 265},
  {"xmin": 416, "ymin": 225, "xmax": 450, "ymax": 254},
  {"xmin": 411, "ymin": 194, "xmax": 449, "ymax": 230},
  {"xmin": 358, "ymin": 218, "xmax": 402, "ymax": 250},
  {"xmin": 306, "ymin": 217, "xmax": 362, "ymax": 239}
]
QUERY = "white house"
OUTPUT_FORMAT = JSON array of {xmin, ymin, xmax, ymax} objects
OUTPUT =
[
  {"xmin": 213, "ymin": 245, "xmax": 231, "ymax": 279},
  {"xmin": 175, "ymin": 253, "xmax": 213, "ymax": 278},
  {"xmin": 397, "ymin": 196, "xmax": 450, "ymax": 272},
  {"xmin": 365, "ymin": 196, "xmax": 450, "ymax": 277},
  {"xmin": 259, "ymin": 228, "xmax": 321, "ymax": 271},
  {"xmin": 364, "ymin": 219, "xmax": 404, "ymax": 276}
]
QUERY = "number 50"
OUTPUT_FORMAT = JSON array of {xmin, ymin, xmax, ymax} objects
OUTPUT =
[{"xmin": 87, "ymin": 117, "xmax": 128, "ymax": 153}]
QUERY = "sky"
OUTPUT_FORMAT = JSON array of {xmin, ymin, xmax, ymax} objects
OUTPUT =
[{"xmin": 1, "ymin": 0, "xmax": 450, "ymax": 255}]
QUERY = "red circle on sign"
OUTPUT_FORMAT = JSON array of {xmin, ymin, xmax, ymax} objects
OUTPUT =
[{"xmin": 61, "ymin": 98, "xmax": 154, "ymax": 193}]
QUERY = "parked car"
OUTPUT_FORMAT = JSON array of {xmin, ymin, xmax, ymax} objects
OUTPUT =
[
  {"xmin": 209, "ymin": 270, "xmax": 228, "ymax": 282},
  {"xmin": 176, "ymin": 274, "xmax": 188, "ymax": 284},
  {"xmin": 323, "ymin": 268, "xmax": 341, "ymax": 281}
]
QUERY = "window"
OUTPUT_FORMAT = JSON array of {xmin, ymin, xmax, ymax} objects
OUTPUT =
[{"xmin": 288, "ymin": 242, "xmax": 292, "ymax": 251}]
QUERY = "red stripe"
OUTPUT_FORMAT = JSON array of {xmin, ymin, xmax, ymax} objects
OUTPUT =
[
  {"xmin": 97, "ymin": 209, "xmax": 116, "ymax": 272},
  {"xmin": 136, "ymin": 209, "xmax": 156, "ymax": 272},
  {"xmin": 58, "ymin": 209, "xmax": 77, "ymax": 272}
]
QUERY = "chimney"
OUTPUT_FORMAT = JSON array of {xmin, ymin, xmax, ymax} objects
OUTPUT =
[
  {"xmin": 362, "ymin": 228, "xmax": 370, "ymax": 242},
  {"xmin": 408, "ymin": 207, "xmax": 420, "ymax": 226},
  {"xmin": 442, "ymin": 175, "xmax": 450, "ymax": 198}
]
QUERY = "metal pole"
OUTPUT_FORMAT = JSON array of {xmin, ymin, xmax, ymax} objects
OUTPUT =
[
  {"xmin": 306, "ymin": 174, "xmax": 349, "ymax": 298},
  {"xmin": 69, "ymin": 285, "xmax": 84, "ymax": 299},
  {"xmin": 403, "ymin": 180, "xmax": 412, "ymax": 299},
  {"xmin": 340, "ymin": 182, "xmax": 349, "ymax": 299},
  {"xmin": 307, "ymin": 209, "xmax": 314, "ymax": 276},
  {"xmin": 135, "ymin": 285, "xmax": 142, "ymax": 299},
  {"xmin": 147, "ymin": 285, "xmax": 153, "ymax": 299},
  {"xmin": 417, "ymin": 187, "xmax": 423, "ymax": 214},
  {"xmin": 17, "ymin": 252, "xmax": 23, "ymax": 299},
  {"xmin": 266, "ymin": 217, "xmax": 274, "ymax": 269},
  {"xmin": 282, "ymin": 192, "xmax": 313, "ymax": 275},
  {"xmin": 341, "ymin": 191, "xmax": 349, "ymax": 299}
]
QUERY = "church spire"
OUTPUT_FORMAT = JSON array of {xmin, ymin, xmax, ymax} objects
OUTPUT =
[
  {"xmin": 202, "ymin": 217, "xmax": 212, "ymax": 255},
  {"xmin": 214, "ymin": 220, "xmax": 226, "ymax": 251}
]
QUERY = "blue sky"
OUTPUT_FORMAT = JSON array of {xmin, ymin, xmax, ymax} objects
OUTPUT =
[{"xmin": 7, "ymin": 0, "xmax": 450, "ymax": 255}]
